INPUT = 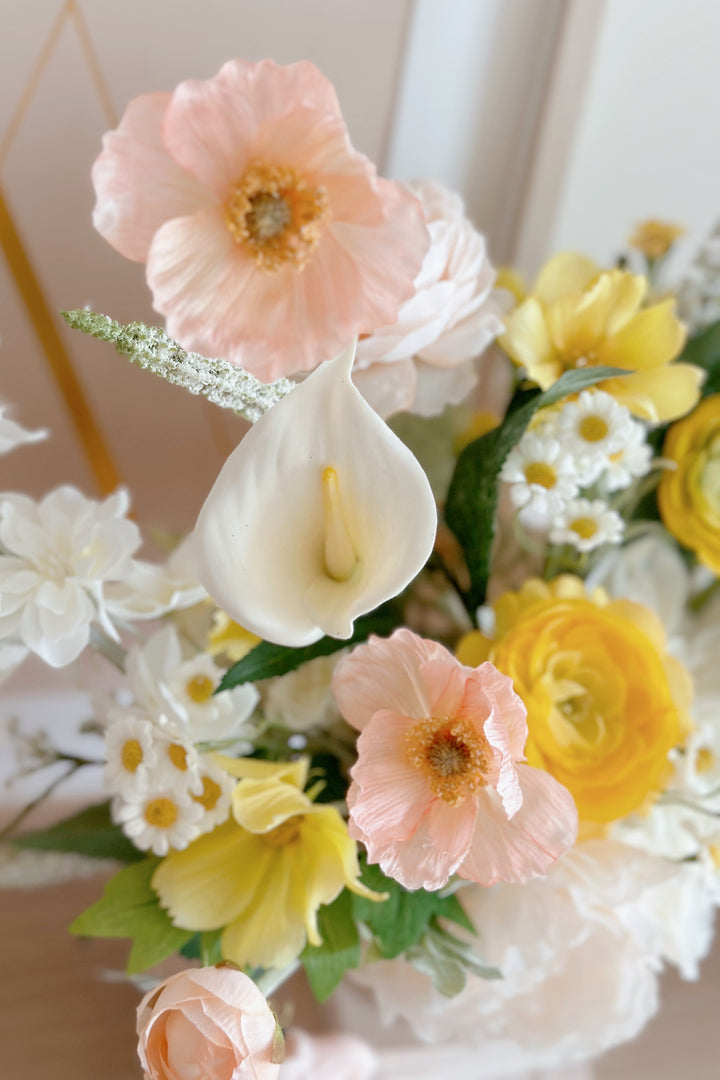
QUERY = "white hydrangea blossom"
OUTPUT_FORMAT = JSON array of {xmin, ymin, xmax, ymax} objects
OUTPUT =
[
  {"xmin": 500, "ymin": 432, "xmax": 579, "ymax": 527},
  {"xmin": 550, "ymin": 498, "xmax": 624, "ymax": 552},
  {"xmin": 0, "ymin": 402, "xmax": 47, "ymax": 455}
]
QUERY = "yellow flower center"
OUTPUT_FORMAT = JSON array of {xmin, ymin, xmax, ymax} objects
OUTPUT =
[
  {"xmin": 524, "ymin": 462, "xmax": 557, "ymax": 489},
  {"xmin": 321, "ymin": 466, "xmax": 359, "ymax": 582},
  {"xmin": 224, "ymin": 163, "xmax": 329, "ymax": 273},
  {"xmin": 697, "ymin": 435, "xmax": 720, "ymax": 517},
  {"xmin": 186, "ymin": 674, "xmax": 215, "ymax": 703},
  {"xmin": 168, "ymin": 743, "xmax": 188, "ymax": 771},
  {"xmin": 696, "ymin": 747, "xmax": 716, "ymax": 774},
  {"xmin": 193, "ymin": 776, "xmax": 223, "ymax": 811},
  {"xmin": 406, "ymin": 715, "xmax": 491, "ymax": 807},
  {"xmin": 264, "ymin": 815, "xmax": 303, "ymax": 847},
  {"xmin": 569, "ymin": 516, "xmax": 598, "ymax": 540},
  {"xmin": 120, "ymin": 739, "xmax": 143, "ymax": 773},
  {"xmin": 144, "ymin": 798, "xmax": 178, "ymax": 829},
  {"xmin": 579, "ymin": 415, "xmax": 609, "ymax": 443}
]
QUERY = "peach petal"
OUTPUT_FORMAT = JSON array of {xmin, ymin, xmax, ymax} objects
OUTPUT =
[
  {"xmin": 420, "ymin": 658, "xmax": 468, "ymax": 719},
  {"xmin": 472, "ymin": 661, "xmax": 528, "ymax": 761},
  {"xmin": 459, "ymin": 764, "xmax": 578, "ymax": 886},
  {"xmin": 163, "ymin": 59, "xmax": 344, "ymax": 200},
  {"xmin": 332, "ymin": 629, "xmax": 451, "ymax": 731},
  {"xmin": 371, "ymin": 796, "xmax": 476, "ymax": 891},
  {"xmin": 92, "ymin": 92, "xmax": 211, "ymax": 262},
  {"xmin": 349, "ymin": 709, "xmax": 433, "ymax": 841}
]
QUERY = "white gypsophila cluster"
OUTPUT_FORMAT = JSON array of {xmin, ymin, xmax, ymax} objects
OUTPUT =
[
  {"xmin": 590, "ymin": 536, "xmax": 720, "ymax": 867},
  {"xmin": 501, "ymin": 391, "xmax": 652, "ymax": 549},
  {"xmin": 105, "ymin": 705, "xmax": 235, "ymax": 856},
  {"xmin": 63, "ymin": 309, "xmax": 294, "ymax": 423},
  {"xmin": 350, "ymin": 840, "xmax": 717, "ymax": 1068},
  {"xmin": 676, "ymin": 221, "xmax": 720, "ymax": 332},
  {"xmin": 0, "ymin": 402, "xmax": 46, "ymax": 455},
  {"xmin": 353, "ymin": 180, "xmax": 505, "ymax": 420},
  {"xmin": 0, "ymin": 488, "xmax": 205, "ymax": 670}
]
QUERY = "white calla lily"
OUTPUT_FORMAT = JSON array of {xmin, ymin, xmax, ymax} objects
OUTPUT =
[{"xmin": 193, "ymin": 343, "xmax": 437, "ymax": 646}]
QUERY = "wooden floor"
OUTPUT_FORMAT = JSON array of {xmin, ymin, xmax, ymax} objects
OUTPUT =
[{"xmin": 1, "ymin": 873, "xmax": 718, "ymax": 1080}]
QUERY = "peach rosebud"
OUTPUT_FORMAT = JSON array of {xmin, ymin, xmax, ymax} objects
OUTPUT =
[{"xmin": 136, "ymin": 966, "xmax": 281, "ymax": 1080}]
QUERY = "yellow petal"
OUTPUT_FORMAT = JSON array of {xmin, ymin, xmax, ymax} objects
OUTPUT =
[
  {"xmin": 598, "ymin": 299, "xmax": 686, "ymax": 371},
  {"xmin": 212, "ymin": 755, "xmax": 309, "ymax": 791},
  {"xmin": 152, "ymin": 820, "xmax": 271, "ymax": 930},
  {"xmin": 546, "ymin": 274, "xmax": 615, "ymax": 357},
  {"xmin": 602, "ymin": 364, "xmax": 704, "ymax": 422},
  {"xmin": 232, "ymin": 777, "xmax": 311, "ymax": 834},
  {"xmin": 533, "ymin": 252, "xmax": 600, "ymax": 306},
  {"xmin": 221, "ymin": 847, "xmax": 309, "ymax": 968},
  {"xmin": 500, "ymin": 298, "xmax": 560, "ymax": 386},
  {"xmin": 455, "ymin": 630, "xmax": 493, "ymax": 667},
  {"xmin": 603, "ymin": 270, "xmax": 647, "ymax": 336}
]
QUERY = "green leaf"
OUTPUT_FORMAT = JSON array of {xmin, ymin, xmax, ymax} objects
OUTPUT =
[
  {"xmin": 679, "ymin": 320, "xmax": 720, "ymax": 397},
  {"xmin": 70, "ymin": 858, "xmax": 193, "ymax": 974},
  {"xmin": 14, "ymin": 802, "xmax": 143, "ymax": 863},
  {"xmin": 352, "ymin": 862, "xmax": 475, "ymax": 959},
  {"xmin": 407, "ymin": 923, "xmax": 501, "ymax": 998},
  {"xmin": 301, "ymin": 889, "xmax": 360, "ymax": 1001},
  {"xmin": 179, "ymin": 929, "xmax": 224, "ymax": 965},
  {"xmin": 445, "ymin": 365, "xmax": 628, "ymax": 610},
  {"xmin": 217, "ymin": 606, "xmax": 399, "ymax": 692}
]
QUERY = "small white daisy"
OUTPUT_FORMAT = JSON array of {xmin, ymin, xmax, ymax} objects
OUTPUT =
[
  {"xmin": 192, "ymin": 759, "xmax": 235, "ymax": 834},
  {"xmin": 104, "ymin": 709, "xmax": 159, "ymax": 797},
  {"xmin": 603, "ymin": 425, "xmax": 654, "ymax": 491},
  {"xmin": 152, "ymin": 719, "xmax": 205, "ymax": 795},
  {"xmin": 550, "ymin": 499, "xmax": 625, "ymax": 552},
  {"xmin": 113, "ymin": 784, "xmax": 205, "ymax": 856},
  {"xmin": 500, "ymin": 432, "xmax": 580, "ymax": 526},
  {"xmin": 556, "ymin": 391, "xmax": 637, "ymax": 485}
]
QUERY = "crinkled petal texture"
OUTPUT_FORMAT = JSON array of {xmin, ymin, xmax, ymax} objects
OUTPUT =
[
  {"xmin": 136, "ymin": 966, "xmax": 279, "ymax": 1080},
  {"xmin": 93, "ymin": 58, "xmax": 429, "ymax": 378},
  {"xmin": 193, "ymin": 346, "xmax": 437, "ymax": 647},
  {"xmin": 336, "ymin": 629, "xmax": 577, "ymax": 891}
]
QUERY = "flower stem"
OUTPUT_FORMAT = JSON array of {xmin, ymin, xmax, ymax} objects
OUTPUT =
[{"xmin": 89, "ymin": 626, "xmax": 127, "ymax": 672}]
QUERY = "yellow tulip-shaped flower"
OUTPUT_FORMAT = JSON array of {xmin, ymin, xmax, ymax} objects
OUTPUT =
[
  {"xmin": 500, "ymin": 252, "xmax": 702, "ymax": 422},
  {"xmin": 152, "ymin": 757, "xmax": 379, "ymax": 969},
  {"xmin": 456, "ymin": 577, "xmax": 691, "ymax": 823},
  {"xmin": 658, "ymin": 394, "xmax": 720, "ymax": 574}
]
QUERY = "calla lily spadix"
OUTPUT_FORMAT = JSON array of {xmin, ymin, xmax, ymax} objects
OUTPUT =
[{"xmin": 193, "ymin": 342, "xmax": 437, "ymax": 647}]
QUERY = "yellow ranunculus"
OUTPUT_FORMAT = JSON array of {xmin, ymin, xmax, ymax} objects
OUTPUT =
[
  {"xmin": 658, "ymin": 394, "xmax": 720, "ymax": 574},
  {"xmin": 457, "ymin": 577, "xmax": 691, "ymax": 823},
  {"xmin": 499, "ymin": 252, "xmax": 702, "ymax": 422},
  {"xmin": 152, "ymin": 757, "xmax": 379, "ymax": 969},
  {"xmin": 628, "ymin": 219, "xmax": 685, "ymax": 260}
]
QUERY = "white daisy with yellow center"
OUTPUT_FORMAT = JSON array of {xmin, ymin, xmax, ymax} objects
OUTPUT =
[
  {"xmin": 550, "ymin": 498, "xmax": 624, "ymax": 553},
  {"xmin": 113, "ymin": 781, "xmax": 205, "ymax": 857},
  {"xmin": 192, "ymin": 759, "xmax": 235, "ymax": 834},
  {"xmin": 556, "ymin": 390, "xmax": 643, "ymax": 485},
  {"xmin": 500, "ymin": 431, "xmax": 580, "ymax": 526},
  {"xmin": 104, "ymin": 710, "xmax": 159, "ymax": 797}
]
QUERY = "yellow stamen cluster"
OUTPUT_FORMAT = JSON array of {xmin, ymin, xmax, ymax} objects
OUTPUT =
[
  {"xmin": 264, "ymin": 816, "xmax": 302, "ymax": 847},
  {"xmin": 224, "ymin": 162, "xmax": 329, "ymax": 273},
  {"xmin": 168, "ymin": 744, "xmax": 188, "ymax": 771},
  {"xmin": 406, "ymin": 715, "xmax": 490, "ymax": 806},
  {"xmin": 569, "ymin": 517, "xmax": 599, "ymax": 540},
  {"xmin": 121, "ymin": 739, "xmax": 143, "ymax": 773},
  {"xmin": 193, "ymin": 776, "xmax": 223, "ymax": 811},
  {"xmin": 579, "ymin": 415, "xmax": 609, "ymax": 443},
  {"xmin": 524, "ymin": 462, "xmax": 557, "ymax": 489},
  {"xmin": 185, "ymin": 674, "xmax": 215, "ymax": 703},
  {"xmin": 144, "ymin": 798, "xmax": 178, "ymax": 829}
]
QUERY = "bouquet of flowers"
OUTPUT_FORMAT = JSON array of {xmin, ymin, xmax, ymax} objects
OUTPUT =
[{"xmin": 4, "ymin": 57, "xmax": 720, "ymax": 1080}]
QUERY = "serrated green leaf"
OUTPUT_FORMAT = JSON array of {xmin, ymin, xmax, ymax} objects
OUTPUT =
[
  {"xmin": 217, "ymin": 606, "xmax": 399, "ymax": 692},
  {"xmin": 445, "ymin": 365, "xmax": 628, "ymax": 610},
  {"xmin": 70, "ymin": 858, "xmax": 193, "ymax": 974},
  {"xmin": 301, "ymin": 890, "xmax": 360, "ymax": 1001},
  {"xmin": 14, "ymin": 801, "xmax": 143, "ymax": 863},
  {"xmin": 679, "ymin": 320, "xmax": 720, "ymax": 397},
  {"xmin": 352, "ymin": 863, "xmax": 475, "ymax": 959}
]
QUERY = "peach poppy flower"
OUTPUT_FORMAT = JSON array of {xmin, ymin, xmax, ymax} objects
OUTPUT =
[
  {"xmin": 93, "ymin": 59, "xmax": 429, "ymax": 380},
  {"xmin": 333, "ymin": 629, "xmax": 577, "ymax": 891}
]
